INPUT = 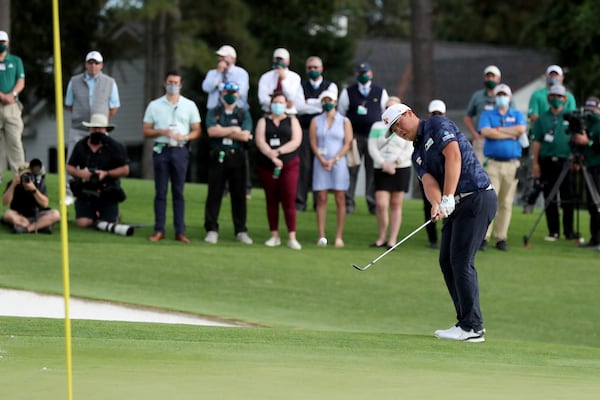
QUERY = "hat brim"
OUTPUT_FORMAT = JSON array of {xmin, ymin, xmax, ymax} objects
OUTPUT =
[{"xmin": 82, "ymin": 122, "xmax": 115, "ymax": 132}]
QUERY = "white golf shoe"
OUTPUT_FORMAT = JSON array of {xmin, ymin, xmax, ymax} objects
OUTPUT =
[
  {"xmin": 265, "ymin": 237, "xmax": 281, "ymax": 247},
  {"xmin": 434, "ymin": 325, "xmax": 485, "ymax": 343},
  {"xmin": 204, "ymin": 230, "xmax": 218, "ymax": 244}
]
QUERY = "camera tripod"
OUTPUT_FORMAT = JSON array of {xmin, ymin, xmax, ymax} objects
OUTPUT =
[{"xmin": 523, "ymin": 154, "xmax": 600, "ymax": 247}]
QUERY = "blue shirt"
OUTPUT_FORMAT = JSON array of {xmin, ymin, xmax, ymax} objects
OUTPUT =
[
  {"xmin": 478, "ymin": 107, "xmax": 526, "ymax": 159},
  {"xmin": 413, "ymin": 116, "xmax": 491, "ymax": 194},
  {"xmin": 201, "ymin": 65, "xmax": 249, "ymax": 109},
  {"xmin": 65, "ymin": 72, "xmax": 120, "ymax": 108},
  {"xmin": 143, "ymin": 95, "xmax": 201, "ymax": 144}
]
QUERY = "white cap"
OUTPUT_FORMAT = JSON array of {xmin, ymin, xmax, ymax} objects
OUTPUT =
[
  {"xmin": 216, "ymin": 45, "xmax": 237, "ymax": 58},
  {"xmin": 273, "ymin": 48, "xmax": 290, "ymax": 60},
  {"xmin": 318, "ymin": 90, "xmax": 337, "ymax": 102},
  {"xmin": 549, "ymin": 84, "xmax": 566, "ymax": 96},
  {"xmin": 85, "ymin": 51, "xmax": 103, "ymax": 63},
  {"xmin": 546, "ymin": 65, "xmax": 563, "ymax": 76},
  {"xmin": 0, "ymin": 31, "xmax": 8, "ymax": 42},
  {"xmin": 382, "ymin": 103, "xmax": 411, "ymax": 129},
  {"xmin": 484, "ymin": 65, "xmax": 501, "ymax": 77},
  {"xmin": 493, "ymin": 83, "xmax": 512, "ymax": 96},
  {"xmin": 428, "ymin": 99, "xmax": 446, "ymax": 114}
]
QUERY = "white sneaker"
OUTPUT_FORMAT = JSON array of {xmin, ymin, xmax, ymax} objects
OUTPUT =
[
  {"xmin": 544, "ymin": 234, "xmax": 559, "ymax": 242},
  {"xmin": 204, "ymin": 230, "xmax": 218, "ymax": 244},
  {"xmin": 317, "ymin": 237, "xmax": 328, "ymax": 247},
  {"xmin": 236, "ymin": 232, "xmax": 253, "ymax": 245},
  {"xmin": 434, "ymin": 325, "xmax": 485, "ymax": 343},
  {"xmin": 265, "ymin": 236, "xmax": 281, "ymax": 247},
  {"xmin": 65, "ymin": 194, "xmax": 75, "ymax": 206},
  {"xmin": 287, "ymin": 239, "xmax": 302, "ymax": 250}
]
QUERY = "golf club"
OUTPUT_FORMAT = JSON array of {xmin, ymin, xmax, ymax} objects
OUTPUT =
[{"xmin": 352, "ymin": 219, "xmax": 433, "ymax": 271}]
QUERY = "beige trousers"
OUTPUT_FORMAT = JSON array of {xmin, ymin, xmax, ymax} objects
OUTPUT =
[
  {"xmin": 0, "ymin": 102, "xmax": 25, "ymax": 173},
  {"xmin": 484, "ymin": 158, "xmax": 520, "ymax": 242}
]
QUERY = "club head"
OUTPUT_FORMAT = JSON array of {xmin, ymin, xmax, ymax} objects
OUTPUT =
[{"xmin": 352, "ymin": 263, "xmax": 368, "ymax": 271}]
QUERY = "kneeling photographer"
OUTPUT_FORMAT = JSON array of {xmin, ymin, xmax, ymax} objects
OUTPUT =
[
  {"xmin": 67, "ymin": 114, "xmax": 130, "ymax": 229},
  {"xmin": 570, "ymin": 97, "xmax": 600, "ymax": 249},
  {"xmin": 2, "ymin": 158, "xmax": 60, "ymax": 233}
]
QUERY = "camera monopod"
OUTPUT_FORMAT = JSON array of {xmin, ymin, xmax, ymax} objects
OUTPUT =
[{"xmin": 96, "ymin": 220, "xmax": 134, "ymax": 236}]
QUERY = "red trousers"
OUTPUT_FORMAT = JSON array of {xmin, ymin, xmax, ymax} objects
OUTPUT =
[{"xmin": 257, "ymin": 156, "xmax": 300, "ymax": 233}]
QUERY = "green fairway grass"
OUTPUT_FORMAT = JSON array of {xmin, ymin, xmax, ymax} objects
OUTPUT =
[{"xmin": 1, "ymin": 174, "xmax": 599, "ymax": 399}]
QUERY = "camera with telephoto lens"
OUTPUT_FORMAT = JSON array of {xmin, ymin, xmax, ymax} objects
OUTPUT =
[
  {"xmin": 96, "ymin": 220, "xmax": 134, "ymax": 236},
  {"xmin": 20, "ymin": 172, "xmax": 33, "ymax": 185},
  {"xmin": 563, "ymin": 110, "xmax": 592, "ymax": 135}
]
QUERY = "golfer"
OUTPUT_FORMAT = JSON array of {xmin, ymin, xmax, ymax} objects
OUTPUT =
[{"xmin": 382, "ymin": 103, "xmax": 497, "ymax": 342}]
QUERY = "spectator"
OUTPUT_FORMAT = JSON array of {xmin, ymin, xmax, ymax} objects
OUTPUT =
[
  {"xmin": 143, "ymin": 70, "xmax": 201, "ymax": 244},
  {"xmin": 258, "ymin": 48, "xmax": 306, "ymax": 115},
  {"xmin": 64, "ymin": 51, "xmax": 120, "ymax": 205},
  {"xmin": 2, "ymin": 158, "xmax": 60, "ymax": 233},
  {"xmin": 367, "ymin": 96, "xmax": 413, "ymax": 248},
  {"xmin": 571, "ymin": 96, "xmax": 600, "ymax": 250},
  {"xmin": 296, "ymin": 56, "xmax": 338, "ymax": 212},
  {"xmin": 310, "ymin": 90, "xmax": 353, "ymax": 248},
  {"xmin": 531, "ymin": 85, "xmax": 577, "ymax": 241},
  {"xmin": 464, "ymin": 65, "xmax": 502, "ymax": 163},
  {"xmin": 255, "ymin": 91, "xmax": 303, "ymax": 250},
  {"xmin": 528, "ymin": 65, "xmax": 576, "ymax": 123},
  {"xmin": 478, "ymin": 84, "xmax": 527, "ymax": 251},
  {"xmin": 204, "ymin": 82, "xmax": 253, "ymax": 245},
  {"xmin": 202, "ymin": 45, "xmax": 249, "ymax": 110},
  {"xmin": 337, "ymin": 62, "xmax": 388, "ymax": 215},
  {"xmin": 67, "ymin": 114, "xmax": 129, "ymax": 228},
  {"xmin": 0, "ymin": 30, "xmax": 26, "ymax": 177},
  {"xmin": 382, "ymin": 103, "xmax": 496, "ymax": 343}
]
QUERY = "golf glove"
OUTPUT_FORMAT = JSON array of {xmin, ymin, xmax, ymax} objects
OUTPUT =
[{"xmin": 439, "ymin": 195, "xmax": 455, "ymax": 218}]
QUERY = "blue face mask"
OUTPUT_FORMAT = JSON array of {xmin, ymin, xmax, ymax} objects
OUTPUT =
[
  {"xmin": 165, "ymin": 84, "xmax": 180, "ymax": 95},
  {"xmin": 271, "ymin": 103, "xmax": 285, "ymax": 116},
  {"xmin": 495, "ymin": 95, "xmax": 510, "ymax": 108}
]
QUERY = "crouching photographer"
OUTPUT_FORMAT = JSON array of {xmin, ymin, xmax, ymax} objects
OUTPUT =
[
  {"xmin": 2, "ymin": 158, "xmax": 60, "ymax": 233},
  {"xmin": 67, "ymin": 114, "xmax": 130, "ymax": 229},
  {"xmin": 570, "ymin": 97, "xmax": 600, "ymax": 249}
]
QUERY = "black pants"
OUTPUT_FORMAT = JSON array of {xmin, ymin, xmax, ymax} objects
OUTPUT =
[
  {"xmin": 204, "ymin": 149, "xmax": 248, "ymax": 235},
  {"xmin": 540, "ymin": 158, "xmax": 575, "ymax": 238},
  {"xmin": 439, "ymin": 189, "xmax": 497, "ymax": 332},
  {"xmin": 345, "ymin": 135, "xmax": 375, "ymax": 213},
  {"xmin": 419, "ymin": 180, "xmax": 438, "ymax": 244},
  {"xmin": 586, "ymin": 165, "xmax": 600, "ymax": 244}
]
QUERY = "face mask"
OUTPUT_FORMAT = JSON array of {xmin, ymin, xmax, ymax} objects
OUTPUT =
[
  {"xmin": 223, "ymin": 93, "xmax": 237, "ymax": 105},
  {"xmin": 271, "ymin": 103, "xmax": 285, "ymax": 116},
  {"xmin": 0, "ymin": 44, "xmax": 7, "ymax": 53},
  {"xmin": 495, "ymin": 95, "xmax": 510, "ymax": 108},
  {"xmin": 165, "ymin": 84, "xmax": 180, "ymax": 95},
  {"xmin": 546, "ymin": 77, "xmax": 559, "ymax": 86},
  {"xmin": 484, "ymin": 80, "xmax": 498, "ymax": 90},
  {"xmin": 322, "ymin": 103, "xmax": 335, "ymax": 112},
  {"xmin": 89, "ymin": 133, "xmax": 105, "ymax": 145},
  {"xmin": 307, "ymin": 70, "xmax": 321, "ymax": 80},
  {"xmin": 549, "ymin": 98, "xmax": 565, "ymax": 109},
  {"xmin": 272, "ymin": 60, "xmax": 287, "ymax": 69},
  {"xmin": 357, "ymin": 73, "xmax": 370, "ymax": 84}
]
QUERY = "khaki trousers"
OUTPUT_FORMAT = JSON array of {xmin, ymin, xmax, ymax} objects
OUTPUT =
[
  {"xmin": 484, "ymin": 158, "xmax": 520, "ymax": 242},
  {"xmin": 0, "ymin": 102, "xmax": 25, "ymax": 173}
]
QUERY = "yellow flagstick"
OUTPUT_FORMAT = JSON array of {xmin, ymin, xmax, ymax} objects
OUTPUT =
[{"xmin": 51, "ymin": 1, "xmax": 73, "ymax": 399}]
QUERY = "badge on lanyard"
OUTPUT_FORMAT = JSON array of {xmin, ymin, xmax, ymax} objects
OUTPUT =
[{"xmin": 269, "ymin": 138, "xmax": 281, "ymax": 147}]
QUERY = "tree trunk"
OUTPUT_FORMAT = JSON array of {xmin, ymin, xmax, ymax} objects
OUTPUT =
[
  {"xmin": 141, "ymin": 2, "xmax": 179, "ymax": 179},
  {"xmin": 0, "ymin": 0, "xmax": 9, "ymax": 29}
]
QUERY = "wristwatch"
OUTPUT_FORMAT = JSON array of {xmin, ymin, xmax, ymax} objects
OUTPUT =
[{"xmin": 13, "ymin": 91, "xmax": 17, "ymax": 98}]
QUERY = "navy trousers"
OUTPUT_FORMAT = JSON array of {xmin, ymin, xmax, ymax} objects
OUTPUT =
[
  {"xmin": 152, "ymin": 146, "xmax": 189, "ymax": 235},
  {"xmin": 439, "ymin": 189, "xmax": 497, "ymax": 332}
]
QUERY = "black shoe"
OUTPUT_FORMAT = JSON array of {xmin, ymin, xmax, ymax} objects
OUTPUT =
[
  {"xmin": 579, "ymin": 241, "xmax": 599, "ymax": 248},
  {"xmin": 565, "ymin": 232, "xmax": 580, "ymax": 240},
  {"xmin": 495, "ymin": 240, "xmax": 508, "ymax": 251},
  {"xmin": 479, "ymin": 239, "xmax": 488, "ymax": 251}
]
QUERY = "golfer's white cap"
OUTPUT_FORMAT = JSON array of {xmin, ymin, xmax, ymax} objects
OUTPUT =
[
  {"xmin": 382, "ymin": 103, "xmax": 411, "ymax": 129},
  {"xmin": 484, "ymin": 65, "xmax": 501, "ymax": 77},
  {"xmin": 546, "ymin": 64, "xmax": 563, "ymax": 76},
  {"xmin": 428, "ymin": 99, "xmax": 446, "ymax": 114},
  {"xmin": 85, "ymin": 51, "xmax": 103, "ymax": 63}
]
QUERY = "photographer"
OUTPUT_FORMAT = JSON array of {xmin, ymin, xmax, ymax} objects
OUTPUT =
[
  {"xmin": 2, "ymin": 159, "xmax": 60, "ymax": 233},
  {"xmin": 531, "ymin": 85, "xmax": 577, "ymax": 241},
  {"xmin": 571, "ymin": 97, "xmax": 600, "ymax": 250},
  {"xmin": 67, "ymin": 114, "xmax": 129, "ymax": 228}
]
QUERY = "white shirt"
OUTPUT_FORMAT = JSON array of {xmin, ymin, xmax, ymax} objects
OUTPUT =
[
  {"xmin": 301, "ymin": 79, "xmax": 339, "ymax": 115},
  {"xmin": 258, "ymin": 68, "xmax": 306, "ymax": 114}
]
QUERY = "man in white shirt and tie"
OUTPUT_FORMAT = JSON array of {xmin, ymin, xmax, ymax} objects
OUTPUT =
[{"xmin": 258, "ymin": 48, "xmax": 306, "ymax": 115}]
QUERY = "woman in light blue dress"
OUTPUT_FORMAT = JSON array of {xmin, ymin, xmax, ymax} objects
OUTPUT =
[{"xmin": 309, "ymin": 90, "xmax": 353, "ymax": 248}]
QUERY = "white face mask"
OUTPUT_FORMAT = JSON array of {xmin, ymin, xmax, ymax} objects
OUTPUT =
[
  {"xmin": 495, "ymin": 95, "xmax": 510, "ymax": 108},
  {"xmin": 165, "ymin": 84, "xmax": 180, "ymax": 95}
]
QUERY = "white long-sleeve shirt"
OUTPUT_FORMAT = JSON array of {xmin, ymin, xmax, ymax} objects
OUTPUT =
[
  {"xmin": 368, "ymin": 121, "xmax": 413, "ymax": 168},
  {"xmin": 258, "ymin": 68, "xmax": 306, "ymax": 115}
]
